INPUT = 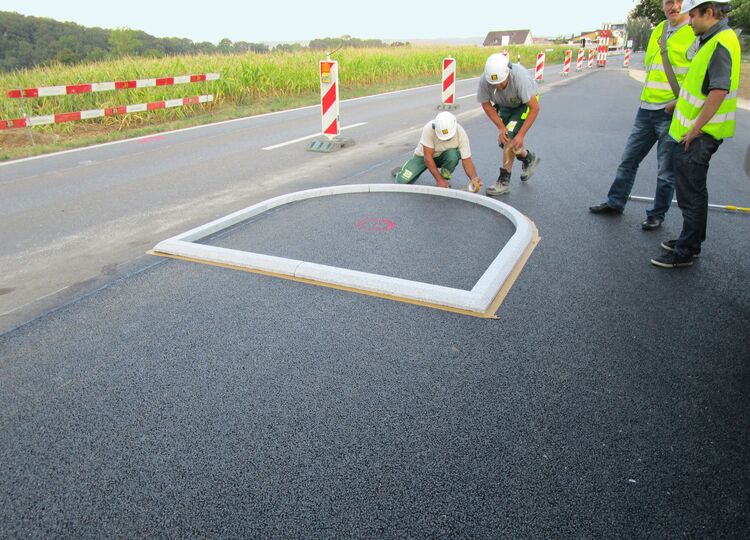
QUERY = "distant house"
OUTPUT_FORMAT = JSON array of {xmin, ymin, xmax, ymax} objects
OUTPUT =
[
  {"xmin": 568, "ymin": 24, "xmax": 627, "ymax": 49},
  {"xmin": 571, "ymin": 31, "xmax": 599, "ymax": 42},
  {"xmin": 483, "ymin": 29, "xmax": 534, "ymax": 47},
  {"xmin": 569, "ymin": 31, "xmax": 599, "ymax": 47}
]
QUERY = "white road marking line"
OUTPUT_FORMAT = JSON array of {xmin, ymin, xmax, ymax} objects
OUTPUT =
[
  {"xmin": 0, "ymin": 285, "xmax": 70, "ymax": 317},
  {"xmin": 457, "ymin": 93, "xmax": 477, "ymax": 100},
  {"xmin": 262, "ymin": 122, "xmax": 368, "ymax": 151}
]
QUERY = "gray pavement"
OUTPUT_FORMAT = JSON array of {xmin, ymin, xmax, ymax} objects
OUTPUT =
[{"xmin": 1, "ymin": 64, "xmax": 749, "ymax": 537}]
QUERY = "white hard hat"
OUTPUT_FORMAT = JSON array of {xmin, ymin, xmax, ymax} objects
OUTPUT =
[
  {"xmin": 680, "ymin": 0, "xmax": 730, "ymax": 14},
  {"xmin": 484, "ymin": 53, "xmax": 510, "ymax": 84},
  {"xmin": 433, "ymin": 111, "xmax": 457, "ymax": 140}
]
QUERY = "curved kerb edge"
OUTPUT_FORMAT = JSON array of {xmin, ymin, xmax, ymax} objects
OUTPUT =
[{"xmin": 151, "ymin": 184, "xmax": 536, "ymax": 315}]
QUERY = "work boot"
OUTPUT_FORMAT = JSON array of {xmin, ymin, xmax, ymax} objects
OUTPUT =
[
  {"xmin": 519, "ymin": 151, "xmax": 541, "ymax": 181},
  {"xmin": 486, "ymin": 170, "xmax": 511, "ymax": 196},
  {"xmin": 589, "ymin": 202, "xmax": 623, "ymax": 214},
  {"xmin": 641, "ymin": 215, "xmax": 662, "ymax": 230}
]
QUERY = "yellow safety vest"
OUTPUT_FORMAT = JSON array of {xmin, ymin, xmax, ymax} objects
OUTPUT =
[
  {"xmin": 641, "ymin": 21, "xmax": 695, "ymax": 104},
  {"xmin": 669, "ymin": 28, "xmax": 741, "ymax": 141}
]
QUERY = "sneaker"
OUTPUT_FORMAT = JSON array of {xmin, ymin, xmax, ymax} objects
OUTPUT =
[
  {"xmin": 641, "ymin": 215, "xmax": 663, "ymax": 230},
  {"xmin": 589, "ymin": 202, "xmax": 624, "ymax": 214},
  {"xmin": 486, "ymin": 181, "xmax": 511, "ymax": 196},
  {"xmin": 660, "ymin": 239, "xmax": 701, "ymax": 258},
  {"xmin": 520, "ymin": 151, "xmax": 541, "ymax": 181},
  {"xmin": 650, "ymin": 251, "xmax": 694, "ymax": 268}
]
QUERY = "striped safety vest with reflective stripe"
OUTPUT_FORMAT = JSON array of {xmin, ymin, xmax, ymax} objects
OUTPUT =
[
  {"xmin": 669, "ymin": 28, "xmax": 741, "ymax": 141},
  {"xmin": 640, "ymin": 21, "xmax": 695, "ymax": 104}
]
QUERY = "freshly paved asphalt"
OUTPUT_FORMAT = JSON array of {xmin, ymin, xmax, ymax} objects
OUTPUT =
[
  {"xmin": 202, "ymin": 193, "xmax": 515, "ymax": 290},
  {"xmin": 1, "ymin": 61, "xmax": 749, "ymax": 537}
]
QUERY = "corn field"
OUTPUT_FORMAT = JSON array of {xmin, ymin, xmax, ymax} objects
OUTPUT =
[{"xmin": 0, "ymin": 46, "xmax": 570, "ymax": 134}]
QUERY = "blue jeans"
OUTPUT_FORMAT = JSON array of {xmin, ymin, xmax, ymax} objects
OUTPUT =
[
  {"xmin": 606, "ymin": 107, "xmax": 677, "ymax": 220},
  {"xmin": 674, "ymin": 134, "xmax": 722, "ymax": 257}
]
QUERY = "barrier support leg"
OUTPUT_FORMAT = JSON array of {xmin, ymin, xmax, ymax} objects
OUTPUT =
[
  {"xmin": 306, "ymin": 136, "xmax": 356, "ymax": 153},
  {"xmin": 21, "ymin": 99, "xmax": 35, "ymax": 146}
]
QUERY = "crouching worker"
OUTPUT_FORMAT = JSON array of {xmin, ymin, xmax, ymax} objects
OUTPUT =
[
  {"xmin": 478, "ymin": 53, "xmax": 541, "ymax": 196},
  {"xmin": 394, "ymin": 111, "xmax": 483, "ymax": 193}
]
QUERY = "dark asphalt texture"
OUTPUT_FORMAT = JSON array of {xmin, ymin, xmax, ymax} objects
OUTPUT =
[
  {"xmin": 1, "ymin": 68, "xmax": 749, "ymax": 538},
  {"xmin": 203, "ymin": 193, "xmax": 514, "ymax": 290}
]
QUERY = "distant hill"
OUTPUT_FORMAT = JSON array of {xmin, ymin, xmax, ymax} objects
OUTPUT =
[
  {"xmin": 0, "ymin": 12, "xmax": 407, "ymax": 72},
  {"xmin": 0, "ymin": 11, "xmax": 269, "ymax": 72}
]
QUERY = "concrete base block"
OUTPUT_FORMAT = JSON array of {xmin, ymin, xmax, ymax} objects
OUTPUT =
[
  {"xmin": 436, "ymin": 103, "xmax": 460, "ymax": 111},
  {"xmin": 306, "ymin": 137, "xmax": 356, "ymax": 153}
]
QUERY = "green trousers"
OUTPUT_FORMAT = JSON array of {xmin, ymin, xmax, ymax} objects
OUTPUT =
[
  {"xmin": 394, "ymin": 148, "xmax": 461, "ymax": 184},
  {"xmin": 496, "ymin": 103, "xmax": 530, "ymax": 147}
]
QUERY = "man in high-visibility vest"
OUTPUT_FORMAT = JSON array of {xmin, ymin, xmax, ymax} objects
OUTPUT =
[
  {"xmin": 651, "ymin": 0, "xmax": 739, "ymax": 268},
  {"xmin": 590, "ymin": 0, "xmax": 694, "ymax": 230}
]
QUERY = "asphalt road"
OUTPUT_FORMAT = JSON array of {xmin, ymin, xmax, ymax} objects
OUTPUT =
[
  {"xmin": 0, "ymin": 60, "xmax": 591, "ymax": 333},
  {"xmin": 1, "ymin": 56, "xmax": 749, "ymax": 537}
]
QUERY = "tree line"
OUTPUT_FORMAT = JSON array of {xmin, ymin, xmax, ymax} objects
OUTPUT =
[
  {"xmin": 0, "ymin": 11, "xmax": 404, "ymax": 72},
  {"xmin": 626, "ymin": 0, "xmax": 750, "ymax": 50}
]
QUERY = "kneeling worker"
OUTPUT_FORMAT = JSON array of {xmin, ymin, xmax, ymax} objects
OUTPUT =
[{"xmin": 394, "ymin": 111, "xmax": 483, "ymax": 193}]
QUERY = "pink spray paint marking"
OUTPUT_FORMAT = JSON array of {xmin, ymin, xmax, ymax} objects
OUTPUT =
[
  {"xmin": 138, "ymin": 135, "xmax": 166, "ymax": 143},
  {"xmin": 355, "ymin": 218, "xmax": 396, "ymax": 232}
]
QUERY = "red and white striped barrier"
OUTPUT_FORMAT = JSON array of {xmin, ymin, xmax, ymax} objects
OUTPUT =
[
  {"xmin": 319, "ymin": 60, "xmax": 340, "ymax": 139},
  {"xmin": 535, "ymin": 52, "xmax": 545, "ymax": 82},
  {"xmin": 597, "ymin": 25, "xmax": 611, "ymax": 67},
  {"xmin": 597, "ymin": 45, "xmax": 608, "ymax": 67},
  {"xmin": 576, "ymin": 49, "xmax": 584, "ymax": 71},
  {"xmin": 588, "ymin": 48, "xmax": 595, "ymax": 68},
  {"xmin": 623, "ymin": 49, "xmax": 631, "ymax": 68},
  {"xmin": 7, "ymin": 73, "xmax": 220, "ymax": 99},
  {"xmin": 561, "ymin": 50, "xmax": 572, "ymax": 76},
  {"xmin": 440, "ymin": 57, "xmax": 456, "ymax": 109},
  {"xmin": 0, "ymin": 95, "xmax": 213, "ymax": 130}
]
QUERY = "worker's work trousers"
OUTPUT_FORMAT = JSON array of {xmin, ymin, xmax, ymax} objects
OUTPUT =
[
  {"xmin": 496, "ymin": 103, "xmax": 530, "ymax": 147},
  {"xmin": 674, "ymin": 134, "xmax": 722, "ymax": 258},
  {"xmin": 394, "ymin": 148, "xmax": 460, "ymax": 184},
  {"xmin": 606, "ymin": 107, "xmax": 676, "ymax": 220}
]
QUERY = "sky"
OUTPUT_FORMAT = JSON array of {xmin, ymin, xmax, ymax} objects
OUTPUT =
[{"xmin": 2, "ymin": 0, "xmax": 639, "ymax": 44}]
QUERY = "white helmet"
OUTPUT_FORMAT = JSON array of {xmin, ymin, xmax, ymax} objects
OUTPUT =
[
  {"xmin": 433, "ymin": 111, "xmax": 457, "ymax": 140},
  {"xmin": 484, "ymin": 53, "xmax": 510, "ymax": 84},
  {"xmin": 680, "ymin": 0, "xmax": 730, "ymax": 14}
]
